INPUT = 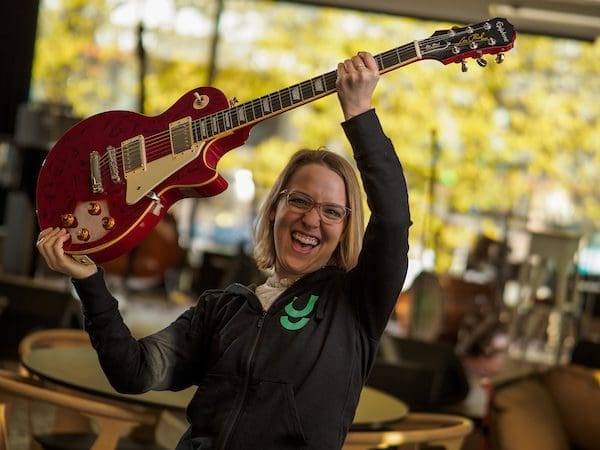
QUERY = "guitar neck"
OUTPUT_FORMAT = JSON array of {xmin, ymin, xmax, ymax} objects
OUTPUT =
[
  {"xmin": 192, "ymin": 41, "xmax": 422, "ymax": 142},
  {"xmin": 191, "ymin": 17, "xmax": 516, "ymax": 143}
]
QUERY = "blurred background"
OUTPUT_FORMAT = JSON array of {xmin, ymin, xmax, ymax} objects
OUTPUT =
[{"xmin": 0, "ymin": 2, "xmax": 599, "ymax": 449}]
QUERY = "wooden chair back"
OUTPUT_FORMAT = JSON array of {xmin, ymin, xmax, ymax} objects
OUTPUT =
[
  {"xmin": 0, "ymin": 369, "xmax": 158, "ymax": 450},
  {"xmin": 18, "ymin": 328, "xmax": 91, "ymax": 357},
  {"xmin": 0, "ymin": 403, "xmax": 8, "ymax": 450},
  {"xmin": 343, "ymin": 412, "xmax": 473, "ymax": 450}
]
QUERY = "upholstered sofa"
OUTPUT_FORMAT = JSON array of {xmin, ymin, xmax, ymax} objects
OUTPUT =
[{"xmin": 487, "ymin": 364, "xmax": 600, "ymax": 450}]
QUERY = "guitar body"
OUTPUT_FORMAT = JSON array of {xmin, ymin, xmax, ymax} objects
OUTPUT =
[{"xmin": 36, "ymin": 86, "xmax": 252, "ymax": 263}]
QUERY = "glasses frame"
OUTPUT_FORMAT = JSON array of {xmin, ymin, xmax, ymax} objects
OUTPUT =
[{"xmin": 279, "ymin": 189, "xmax": 351, "ymax": 224}]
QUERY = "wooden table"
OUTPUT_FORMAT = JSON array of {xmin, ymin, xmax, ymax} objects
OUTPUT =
[{"xmin": 22, "ymin": 347, "xmax": 408, "ymax": 429}]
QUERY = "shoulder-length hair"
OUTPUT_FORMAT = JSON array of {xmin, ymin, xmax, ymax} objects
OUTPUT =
[{"xmin": 253, "ymin": 148, "xmax": 364, "ymax": 272}]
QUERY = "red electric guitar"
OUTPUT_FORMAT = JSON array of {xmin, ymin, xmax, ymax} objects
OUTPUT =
[{"xmin": 36, "ymin": 18, "xmax": 515, "ymax": 264}]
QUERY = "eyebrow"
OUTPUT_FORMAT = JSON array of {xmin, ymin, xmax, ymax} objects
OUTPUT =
[{"xmin": 289, "ymin": 190, "xmax": 346, "ymax": 206}]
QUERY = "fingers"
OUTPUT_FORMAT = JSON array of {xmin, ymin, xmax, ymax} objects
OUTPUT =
[
  {"xmin": 36, "ymin": 227, "xmax": 98, "ymax": 279},
  {"xmin": 338, "ymin": 52, "xmax": 377, "ymax": 74},
  {"xmin": 336, "ymin": 51, "xmax": 379, "ymax": 120},
  {"xmin": 37, "ymin": 227, "xmax": 69, "ymax": 269}
]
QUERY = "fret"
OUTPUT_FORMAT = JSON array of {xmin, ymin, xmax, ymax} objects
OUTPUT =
[
  {"xmin": 300, "ymin": 81, "xmax": 312, "ymax": 102},
  {"xmin": 306, "ymin": 79, "xmax": 316, "ymax": 99},
  {"xmin": 280, "ymin": 88, "xmax": 292, "ymax": 109},
  {"xmin": 245, "ymin": 102, "xmax": 256, "ymax": 121},
  {"xmin": 237, "ymin": 106, "xmax": 247, "ymax": 123},
  {"xmin": 261, "ymin": 95, "xmax": 271, "ymax": 114},
  {"xmin": 314, "ymin": 76, "xmax": 324, "ymax": 93},
  {"xmin": 324, "ymin": 72, "xmax": 337, "ymax": 91},
  {"xmin": 290, "ymin": 85, "xmax": 301, "ymax": 102},
  {"xmin": 191, "ymin": 121, "xmax": 200, "ymax": 142},
  {"xmin": 395, "ymin": 48, "xmax": 403, "ymax": 65},
  {"xmin": 375, "ymin": 53, "xmax": 384, "ymax": 71},
  {"xmin": 251, "ymin": 99, "xmax": 263, "ymax": 119},
  {"xmin": 224, "ymin": 110, "xmax": 232, "ymax": 129},
  {"xmin": 211, "ymin": 115, "xmax": 218, "ymax": 134},
  {"xmin": 232, "ymin": 107, "xmax": 241, "ymax": 128},
  {"xmin": 270, "ymin": 91, "xmax": 282, "ymax": 112},
  {"xmin": 221, "ymin": 111, "xmax": 229, "ymax": 132},
  {"xmin": 216, "ymin": 112, "xmax": 225, "ymax": 133},
  {"xmin": 381, "ymin": 52, "xmax": 399, "ymax": 70},
  {"xmin": 199, "ymin": 119, "xmax": 208, "ymax": 139}
]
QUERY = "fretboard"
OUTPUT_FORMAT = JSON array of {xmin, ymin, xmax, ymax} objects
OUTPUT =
[{"xmin": 191, "ymin": 40, "xmax": 422, "ymax": 142}]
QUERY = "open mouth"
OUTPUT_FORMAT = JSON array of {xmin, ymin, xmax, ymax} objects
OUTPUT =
[{"xmin": 291, "ymin": 231, "xmax": 319, "ymax": 251}]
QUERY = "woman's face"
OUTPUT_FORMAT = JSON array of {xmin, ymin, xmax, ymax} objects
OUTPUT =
[{"xmin": 271, "ymin": 163, "xmax": 347, "ymax": 280}]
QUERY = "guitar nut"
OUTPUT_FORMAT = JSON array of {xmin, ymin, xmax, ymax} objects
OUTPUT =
[
  {"xmin": 102, "ymin": 217, "xmax": 115, "ymax": 230},
  {"xmin": 77, "ymin": 228, "xmax": 90, "ymax": 241},
  {"xmin": 88, "ymin": 202, "xmax": 101, "ymax": 215},
  {"xmin": 61, "ymin": 213, "xmax": 77, "ymax": 228}
]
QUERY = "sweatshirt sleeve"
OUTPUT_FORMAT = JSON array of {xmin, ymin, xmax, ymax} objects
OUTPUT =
[
  {"xmin": 341, "ymin": 109, "xmax": 412, "ymax": 340},
  {"xmin": 72, "ymin": 268, "xmax": 202, "ymax": 393}
]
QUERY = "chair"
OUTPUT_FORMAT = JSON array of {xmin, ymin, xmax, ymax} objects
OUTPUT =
[
  {"xmin": 343, "ymin": 412, "xmax": 473, "ymax": 450},
  {"xmin": 370, "ymin": 334, "xmax": 469, "ymax": 411},
  {"xmin": 18, "ymin": 328, "xmax": 92, "ymax": 374},
  {"xmin": 0, "ymin": 403, "xmax": 8, "ymax": 450},
  {"xmin": 18, "ymin": 329, "xmax": 95, "ymax": 437},
  {"xmin": 0, "ymin": 273, "xmax": 83, "ymax": 361},
  {"xmin": 17, "ymin": 329, "xmax": 163, "ymax": 449},
  {"xmin": 0, "ymin": 369, "xmax": 165, "ymax": 450},
  {"xmin": 507, "ymin": 229, "xmax": 583, "ymax": 364},
  {"xmin": 482, "ymin": 364, "xmax": 600, "ymax": 450}
]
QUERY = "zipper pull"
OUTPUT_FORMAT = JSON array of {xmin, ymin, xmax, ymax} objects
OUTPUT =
[{"xmin": 257, "ymin": 311, "xmax": 267, "ymax": 328}]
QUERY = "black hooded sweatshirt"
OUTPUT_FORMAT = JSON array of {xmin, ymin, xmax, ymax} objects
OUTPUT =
[{"xmin": 73, "ymin": 109, "xmax": 411, "ymax": 450}]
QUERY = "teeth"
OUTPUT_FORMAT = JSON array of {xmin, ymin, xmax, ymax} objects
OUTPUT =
[{"xmin": 292, "ymin": 232, "xmax": 319, "ymax": 246}]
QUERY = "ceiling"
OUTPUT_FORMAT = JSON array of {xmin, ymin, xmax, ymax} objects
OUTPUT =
[{"xmin": 283, "ymin": 0, "xmax": 600, "ymax": 41}]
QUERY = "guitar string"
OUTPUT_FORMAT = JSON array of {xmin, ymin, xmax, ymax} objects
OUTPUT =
[{"xmin": 97, "ymin": 23, "xmax": 498, "ymax": 175}]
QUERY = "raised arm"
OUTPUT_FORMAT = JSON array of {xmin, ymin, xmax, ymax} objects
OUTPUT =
[
  {"xmin": 36, "ymin": 228, "xmax": 200, "ymax": 393},
  {"xmin": 337, "ymin": 52, "xmax": 412, "ymax": 339}
]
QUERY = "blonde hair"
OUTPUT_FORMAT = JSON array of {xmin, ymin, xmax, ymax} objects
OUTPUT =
[{"xmin": 253, "ymin": 148, "xmax": 364, "ymax": 272}]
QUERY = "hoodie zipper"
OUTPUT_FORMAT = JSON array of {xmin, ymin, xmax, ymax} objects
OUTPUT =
[{"xmin": 219, "ymin": 309, "xmax": 268, "ymax": 449}]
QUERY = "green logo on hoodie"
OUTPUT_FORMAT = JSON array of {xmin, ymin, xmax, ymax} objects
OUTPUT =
[{"xmin": 280, "ymin": 295, "xmax": 319, "ymax": 331}]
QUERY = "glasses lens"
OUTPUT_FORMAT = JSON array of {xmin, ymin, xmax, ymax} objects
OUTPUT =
[
  {"xmin": 320, "ymin": 204, "xmax": 346, "ymax": 222},
  {"xmin": 287, "ymin": 192, "xmax": 313, "ymax": 211}
]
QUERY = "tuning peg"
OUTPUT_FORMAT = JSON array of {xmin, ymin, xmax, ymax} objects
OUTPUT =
[
  {"xmin": 476, "ymin": 57, "xmax": 487, "ymax": 67},
  {"xmin": 495, "ymin": 53, "xmax": 505, "ymax": 64},
  {"xmin": 460, "ymin": 60, "xmax": 468, "ymax": 72}
]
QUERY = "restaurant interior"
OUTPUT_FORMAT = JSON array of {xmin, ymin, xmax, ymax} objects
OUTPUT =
[{"xmin": 1, "ymin": 1, "xmax": 599, "ymax": 449}]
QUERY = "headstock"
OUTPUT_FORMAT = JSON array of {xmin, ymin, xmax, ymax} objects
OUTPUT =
[{"xmin": 420, "ymin": 17, "xmax": 516, "ymax": 71}]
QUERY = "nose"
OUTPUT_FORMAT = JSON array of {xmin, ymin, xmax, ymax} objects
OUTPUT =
[{"xmin": 301, "ymin": 205, "xmax": 321, "ymax": 227}]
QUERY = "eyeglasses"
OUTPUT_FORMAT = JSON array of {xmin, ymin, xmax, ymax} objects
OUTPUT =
[{"xmin": 280, "ymin": 190, "xmax": 351, "ymax": 224}]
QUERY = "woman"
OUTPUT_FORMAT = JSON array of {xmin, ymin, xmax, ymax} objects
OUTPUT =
[{"xmin": 37, "ymin": 51, "xmax": 411, "ymax": 450}]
